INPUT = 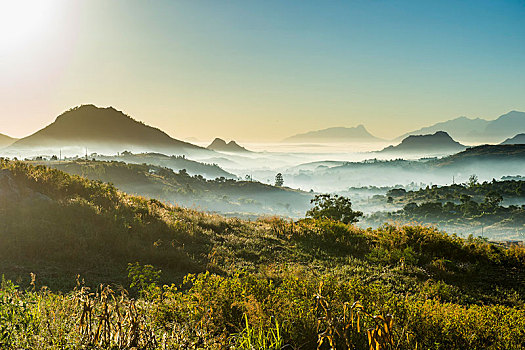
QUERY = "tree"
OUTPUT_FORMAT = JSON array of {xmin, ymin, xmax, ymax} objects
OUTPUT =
[
  {"xmin": 306, "ymin": 194, "xmax": 363, "ymax": 224},
  {"xmin": 468, "ymin": 174, "xmax": 478, "ymax": 188},
  {"xmin": 275, "ymin": 173, "xmax": 284, "ymax": 187},
  {"xmin": 484, "ymin": 191, "xmax": 503, "ymax": 208}
]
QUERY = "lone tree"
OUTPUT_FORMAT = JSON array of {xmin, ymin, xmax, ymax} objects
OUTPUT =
[
  {"xmin": 468, "ymin": 174, "xmax": 478, "ymax": 188},
  {"xmin": 306, "ymin": 194, "xmax": 363, "ymax": 224},
  {"xmin": 275, "ymin": 173, "xmax": 284, "ymax": 187}
]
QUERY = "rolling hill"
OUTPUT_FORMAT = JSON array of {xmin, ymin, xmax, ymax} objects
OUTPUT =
[
  {"xmin": 7, "ymin": 105, "xmax": 207, "ymax": 155},
  {"xmin": 283, "ymin": 125, "xmax": 383, "ymax": 143},
  {"xmin": 379, "ymin": 131, "xmax": 466, "ymax": 155}
]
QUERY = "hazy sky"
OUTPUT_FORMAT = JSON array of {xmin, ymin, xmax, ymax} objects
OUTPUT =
[{"xmin": 1, "ymin": 0, "xmax": 524, "ymax": 141}]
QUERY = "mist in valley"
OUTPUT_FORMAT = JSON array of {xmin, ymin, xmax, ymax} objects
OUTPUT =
[{"xmin": 3, "ymin": 135, "xmax": 525, "ymax": 241}]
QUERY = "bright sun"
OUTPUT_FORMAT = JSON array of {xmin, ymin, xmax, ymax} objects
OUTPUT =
[{"xmin": 0, "ymin": 0, "xmax": 63, "ymax": 52}]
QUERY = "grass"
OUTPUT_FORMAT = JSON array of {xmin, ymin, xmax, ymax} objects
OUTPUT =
[{"xmin": 0, "ymin": 158, "xmax": 524, "ymax": 349}]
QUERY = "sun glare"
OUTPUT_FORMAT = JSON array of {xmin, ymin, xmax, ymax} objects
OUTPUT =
[{"xmin": 0, "ymin": 0, "xmax": 63, "ymax": 52}]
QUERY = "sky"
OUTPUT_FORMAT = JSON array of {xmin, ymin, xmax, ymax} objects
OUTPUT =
[{"xmin": 1, "ymin": 0, "xmax": 524, "ymax": 142}]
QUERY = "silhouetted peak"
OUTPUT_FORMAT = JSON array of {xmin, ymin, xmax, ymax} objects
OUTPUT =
[
  {"xmin": 207, "ymin": 138, "xmax": 250, "ymax": 152},
  {"xmin": 380, "ymin": 130, "xmax": 465, "ymax": 154},
  {"xmin": 8, "ymin": 104, "xmax": 204, "ymax": 151},
  {"xmin": 402, "ymin": 131, "xmax": 457, "ymax": 143},
  {"xmin": 55, "ymin": 105, "xmax": 131, "ymax": 123},
  {"xmin": 209, "ymin": 138, "xmax": 228, "ymax": 147}
]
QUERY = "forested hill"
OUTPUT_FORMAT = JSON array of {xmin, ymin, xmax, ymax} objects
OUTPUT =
[
  {"xmin": 96, "ymin": 152, "xmax": 236, "ymax": 180},
  {"xmin": 46, "ymin": 159, "xmax": 313, "ymax": 217}
]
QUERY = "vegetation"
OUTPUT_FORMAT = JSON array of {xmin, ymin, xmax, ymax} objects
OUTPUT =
[
  {"xmin": 0, "ymin": 158, "xmax": 524, "ymax": 349},
  {"xmin": 306, "ymin": 194, "xmax": 363, "ymax": 224},
  {"xmin": 371, "ymin": 179, "xmax": 525, "ymax": 239},
  {"xmin": 275, "ymin": 173, "xmax": 284, "ymax": 187},
  {"xmin": 43, "ymin": 159, "xmax": 312, "ymax": 218}
]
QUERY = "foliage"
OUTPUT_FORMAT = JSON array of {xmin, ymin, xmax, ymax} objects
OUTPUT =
[
  {"xmin": 306, "ymin": 194, "xmax": 364, "ymax": 224},
  {"xmin": 0, "ymin": 159, "xmax": 524, "ymax": 348},
  {"xmin": 127, "ymin": 262, "xmax": 162, "ymax": 299},
  {"xmin": 275, "ymin": 172, "xmax": 284, "ymax": 187}
]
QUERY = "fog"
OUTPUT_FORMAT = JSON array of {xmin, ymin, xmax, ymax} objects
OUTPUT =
[{"xmin": 2, "ymin": 140, "xmax": 525, "ymax": 240}]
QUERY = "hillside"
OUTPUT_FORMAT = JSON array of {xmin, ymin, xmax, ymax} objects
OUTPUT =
[
  {"xmin": 8, "ymin": 105, "xmax": 206, "ymax": 155},
  {"xmin": 379, "ymin": 131, "xmax": 466, "ymax": 155},
  {"xmin": 397, "ymin": 110, "xmax": 525, "ymax": 143},
  {"xmin": 501, "ymin": 133, "xmax": 525, "ymax": 145},
  {"xmin": 437, "ymin": 144, "xmax": 525, "ymax": 166},
  {"xmin": 283, "ymin": 144, "xmax": 525, "ymax": 192},
  {"xmin": 96, "ymin": 152, "xmax": 237, "ymax": 180},
  {"xmin": 0, "ymin": 158, "xmax": 524, "ymax": 349},
  {"xmin": 207, "ymin": 137, "xmax": 251, "ymax": 152},
  {"xmin": 45, "ymin": 159, "xmax": 312, "ymax": 217},
  {"xmin": 283, "ymin": 125, "xmax": 383, "ymax": 143},
  {"xmin": 0, "ymin": 132, "xmax": 17, "ymax": 148}
]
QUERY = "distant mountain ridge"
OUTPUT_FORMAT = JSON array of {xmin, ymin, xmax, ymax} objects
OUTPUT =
[
  {"xmin": 8, "ymin": 105, "xmax": 205, "ymax": 154},
  {"xmin": 501, "ymin": 133, "xmax": 525, "ymax": 145},
  {"xmin": 283, "ymin": 125, "xmax": 383, "ymax": 143},
  {"xmin": 396, "ymin": 111, "xmax": 525, "ymax": 143},
  {"xmin": 0, "ymin": 133, "xmax": 17, "ymax": 148},
  {"xmin": 207, "ymin": 138, "xmax": 251, "ymax": 153},
  {"xmin": 379, "ymin": 131, "xmax": 466, "ymax": 155}
]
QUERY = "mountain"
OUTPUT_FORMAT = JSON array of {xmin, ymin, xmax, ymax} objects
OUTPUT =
[
  {"xmin": 501, "ymin": 133, "xmax": 525, "ymax": 145},
  {"xmin": 394, "ymin": 117, "xmax": 488, "ymax": 142},
  {"xmin": 283, "ymin": 125, "xmax": 383, "ymax": 143},
  {"xmin": 7, "ymin": 105, "xmax": 206, "ymax": 154},
  {"xmin": 396, "ymin": 111, "xmax": 525, "ymax": 143},
  {"xmin": 379, "ymin": 131, "xmax": 466, "ymax": 155},
  {"xmin": 485, "ymin": 111, "xmax": 525, "ymax": 142},
  {"xmin": 436, "ymin": 144, "xmax": 525, "ymax": 166},
  {"xmin": 207, "ymin": 138, "xmax": 251, "ymax": 152},
  {"xmin": 0, "ymin": 133, "xmax": 17, "ymax": 148}
]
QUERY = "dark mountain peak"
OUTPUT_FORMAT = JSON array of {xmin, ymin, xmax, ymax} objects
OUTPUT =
[
  {"xmin": 54, "ymin": 105, "xmax": 137, "ymax": 125},
  {"xmin": 9, "ymin": 104, "xmax": 203, "ymax": 152},
  {"xmin": 207, "ymin": 138, "xmax": 251, "ymax": 152},
  {"xmin": 404, "ymin": 130, "xmax": 453, "ymax": 141},
  {"xmin": 380, "ymin": 131, "xmax": 465, "ymax": 154},
  {"xmin": 209, "ymin": 138, "xmax": 228, "ymax": 147}
]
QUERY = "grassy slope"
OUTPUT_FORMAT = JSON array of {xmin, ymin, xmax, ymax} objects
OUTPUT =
[
  {"xmin": 0, "ymin": 158, "xmax": 524, "ymax": 348},
  {"xmin": 45, "ymin": 159, "xmax": 312, "ymax": 217}
]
